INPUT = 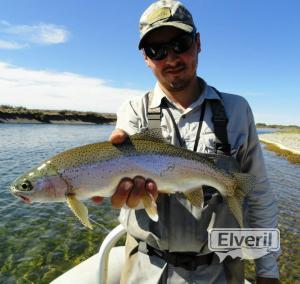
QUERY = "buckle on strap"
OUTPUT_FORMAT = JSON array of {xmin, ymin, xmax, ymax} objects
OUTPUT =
[{"xmin": 138, "ymin": 242, "xmax": 214, "ymax": 271}]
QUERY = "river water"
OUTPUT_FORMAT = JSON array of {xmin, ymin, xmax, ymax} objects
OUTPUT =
[{"xmin": 0, "ymin": 124, "xmax": 299, "ymax": 283}]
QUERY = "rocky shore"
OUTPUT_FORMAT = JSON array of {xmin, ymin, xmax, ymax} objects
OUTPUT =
[{"xmin": 0, "ymin": 106, "xmax": 116, "ymax": 125}]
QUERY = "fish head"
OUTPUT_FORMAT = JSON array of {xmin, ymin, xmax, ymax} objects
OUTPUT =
[{"xmin": 10, "ymin": 160, "xmax": 68, "ymax": 203}]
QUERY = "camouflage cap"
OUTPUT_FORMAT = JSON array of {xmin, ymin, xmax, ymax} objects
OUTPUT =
[{"xmin": 139, "ymin": 0, "xmax": 196, "ymax": 49}]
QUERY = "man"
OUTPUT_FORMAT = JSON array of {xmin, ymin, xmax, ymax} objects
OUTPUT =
[{"xmin": 107, "ymin": 1, "xmax": 279, "ymax": 283}]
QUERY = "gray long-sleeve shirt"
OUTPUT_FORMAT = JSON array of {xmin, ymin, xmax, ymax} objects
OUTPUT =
[{"xmin": 116, "ymin": 78, "xmax": 279, "ymax": 278}]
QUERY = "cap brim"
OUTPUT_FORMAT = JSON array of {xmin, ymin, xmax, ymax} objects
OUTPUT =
[{"xmin": 138, "ymin": 22, "xmax": 194, "ymax": 49}]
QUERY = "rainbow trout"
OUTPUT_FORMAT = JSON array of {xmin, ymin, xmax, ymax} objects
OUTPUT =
[{"xmin": 10, "ymin": 130, "xmax": 254, "ymax": 229}]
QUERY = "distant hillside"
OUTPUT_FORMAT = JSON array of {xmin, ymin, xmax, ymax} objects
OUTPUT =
[{"xmin": 0, "ymin": 105, "xmax": 116, "ymax": 124}]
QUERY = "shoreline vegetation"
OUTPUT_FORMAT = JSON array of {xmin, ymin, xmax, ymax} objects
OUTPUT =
[
  {"xmin": 258, "ymin": 124, "xmax": 300, "ymax": 164},
  {"xmin": 0, "ymin": 105, "xmax": 116, "ymax": 125}
]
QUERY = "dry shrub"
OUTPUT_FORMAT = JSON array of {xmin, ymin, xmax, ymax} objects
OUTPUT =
[{"xmin": 262, "ymin": 142, "xmax": 300, "ymax": 164}]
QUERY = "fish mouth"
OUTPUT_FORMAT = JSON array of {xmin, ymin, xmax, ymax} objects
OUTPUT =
[
  {"xmin": 19, "ymin": 195, "xmax": 31, "ymax": 204},
  {"xmin": 10, "ymin": 187, "xmax": 31, "ymax": 204}
]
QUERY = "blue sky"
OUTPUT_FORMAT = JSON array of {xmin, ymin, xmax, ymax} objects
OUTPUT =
[{"xmin": 0, "ymin": 0, "xmax": 299, "ymax": 125}]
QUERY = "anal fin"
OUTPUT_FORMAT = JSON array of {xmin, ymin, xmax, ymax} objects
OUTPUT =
[
  {"xmin": 184, "ymin": 188, "xmax": 204, "ymax": 208},
  {"xmin": 142, "ymin": 192, "xmax": 158, "ymax": 222},
  {"xmin": 66, "ymin": 194, "xmax": 93, "ymax": 229}
]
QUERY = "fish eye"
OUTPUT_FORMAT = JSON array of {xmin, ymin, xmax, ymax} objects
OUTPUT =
[{"xmin": 20, "ymin": 180, "xmax": 33, "ymax": 191}]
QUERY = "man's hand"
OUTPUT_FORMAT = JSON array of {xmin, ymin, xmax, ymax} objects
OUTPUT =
[
  {"xmin": 256, "ymin": 277, "xmax": 280, "ymax": 284},
  {"xmin": 109, "ymin": 128, "xmax": 129, "ymax": 144},
  {"xmin": 111, "ymin": 176, "xmax": 158, "ymax": 208},
  {"xmin": 92, "ymin": 129, "xmax": 158, "ymax": 208}
]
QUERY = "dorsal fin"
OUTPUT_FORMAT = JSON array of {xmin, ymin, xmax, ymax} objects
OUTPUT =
[{"xmin": 130, "ymin": 128, "xmax": 166, "ymax": 143}]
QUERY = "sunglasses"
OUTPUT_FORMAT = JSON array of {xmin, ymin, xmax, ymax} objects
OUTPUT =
[{"xmin": 144, "ymin": 32, "xmax": 196, "ymax": 61}]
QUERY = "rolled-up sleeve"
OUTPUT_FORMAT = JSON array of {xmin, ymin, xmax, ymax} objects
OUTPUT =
[
  {"xmin": 116, "ymin": 99, "xmax": 142, "ymax": 135},
  {"xmin": 238, "ymin": 104, "xmax": 280, "ymax": 278}
]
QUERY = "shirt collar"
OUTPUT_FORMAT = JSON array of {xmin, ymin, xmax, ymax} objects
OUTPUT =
[
  {"xmin": 148, "ymin": 82, "xmax": 167, "ymax": 109},
  {"xmin": 149, "ymin": 77, "xmax": 221, "ymax": 110}
]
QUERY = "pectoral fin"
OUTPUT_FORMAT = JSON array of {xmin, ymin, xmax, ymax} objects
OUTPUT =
[
  {"xmin": 66, "ymin": 195, "xmax": 93, "ymax": 229},
  {"xmin": 142, "ymin": 193, "xmax": 158, "ymax": 222},
  {"xmin": 184, "ymin": 188, "xmax": 204, "ymax": 208}
]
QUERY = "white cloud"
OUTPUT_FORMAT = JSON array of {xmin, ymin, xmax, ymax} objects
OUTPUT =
[
  {"xmin": 0, "ymin": 21, "xmax": 69, "ymax": 48},
  {"xmin": 6, "ymin": 23, "xmax": 69, "ymax": 44},
  {"xmin": 0, "ymin": 39, "xmax": 28, "ymax": 49},
  {"xmin": 0, "ymin": 62, "xmax": 145, "ymax": 113}
]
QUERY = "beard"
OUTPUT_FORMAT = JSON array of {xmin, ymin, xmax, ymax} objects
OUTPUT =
[
  {"xmin": 162, "ymin": 57, "xmax": 198, "ymax": 92},
  {"xmin": 168, "ymin": 77, "xmax": 192, "ymax": 91}
]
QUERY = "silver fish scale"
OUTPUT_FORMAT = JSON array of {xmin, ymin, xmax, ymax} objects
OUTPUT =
[{"xmin": 58, "ymin": 153, "xmax": 226, "ymax": 199}]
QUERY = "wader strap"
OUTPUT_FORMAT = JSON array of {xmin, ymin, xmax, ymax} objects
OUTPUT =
[
  {"xmin": 146, "ymin": 88, "xmax": 231, "ymax": 155},
  {"xmin": 210, "ymin": 87, "xmax": 231, "ymax": 156},
  {"xmin": 138, "ymin": 241, "xmax": 214, "ymax": 271},
  {"xmin": 146, "ymin": 91, "xmax": 161, "ymax": 130}
]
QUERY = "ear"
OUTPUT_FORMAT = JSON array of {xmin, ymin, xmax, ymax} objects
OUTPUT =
[{"xmin": 196, "ymin": 32, "xmax": 201, "ymax": 53}]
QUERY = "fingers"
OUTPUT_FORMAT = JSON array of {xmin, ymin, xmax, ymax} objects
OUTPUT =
[
  {"xmin": 127, "ymin": 176, "xmax": 146, "ymax": 208},
  {"xmin": 111, "ymin": 176, "xmax": 158, "ymax": 209},
  {"xmin": 109, "ymin": 129, "xmax": 128, "ymax": 144},
  {"xmin": 145, "ymin": 179, "xmax": 158, "ymax": 201},
  {"xmin": 111, "ymin": 178, "xmax": 133, "ymax": 208}
]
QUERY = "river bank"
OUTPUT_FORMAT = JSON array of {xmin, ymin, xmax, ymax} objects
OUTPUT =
[
  {"xmin": 259, "ymin": 129, "xmax": 300, "ymax": 164},
  {"xmin": 0, "ymin": 105, "xmax": 116, "ymax": 124}
]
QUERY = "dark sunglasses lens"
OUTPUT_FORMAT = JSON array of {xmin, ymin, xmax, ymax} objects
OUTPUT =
[
  {"xmin": 144, "ymin": 32, "xmax": 195, "ymax": 60},
  {"xmin": 172, "ymin": 34, "xmax": 194, "ymax": 54},
  {"xmin": 144, "ymin": 46, "xmax": 167, "ymax": 60}
]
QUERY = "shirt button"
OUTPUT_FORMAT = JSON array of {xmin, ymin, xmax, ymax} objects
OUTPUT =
[{"xmin": 182, "ymin": 115, "xmax": 186, "ymax": 119}]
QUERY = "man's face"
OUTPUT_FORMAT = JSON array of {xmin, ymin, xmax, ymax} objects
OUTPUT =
[{"xmin": 143, "ymin": 26, "xmax": 200, "ymax": 92}]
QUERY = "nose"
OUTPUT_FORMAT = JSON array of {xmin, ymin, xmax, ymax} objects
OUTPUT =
[{"xmin": 165, "ymin": 48, "xmax": 180, "ymax": 63}]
